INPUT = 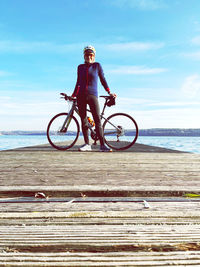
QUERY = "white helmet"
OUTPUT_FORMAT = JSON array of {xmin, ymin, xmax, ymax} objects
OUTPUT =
[{"xmin": 83, "ymin": 45, "xmax": 96, "ymax": 55}]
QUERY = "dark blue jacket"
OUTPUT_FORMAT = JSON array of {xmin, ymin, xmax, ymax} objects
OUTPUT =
[{"xmin": 72, "ymin": 62, "xmax": 110, "ymax": 97}]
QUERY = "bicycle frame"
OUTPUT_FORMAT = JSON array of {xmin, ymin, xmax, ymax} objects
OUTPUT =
[{"xmin": 60, "ymin": 98, "xmax": 123, "ymax": 139}]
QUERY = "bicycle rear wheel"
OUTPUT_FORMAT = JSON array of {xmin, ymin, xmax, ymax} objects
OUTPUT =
[
  {"xmin": 103, "ymin": 113, "xmax": 138, "ymax": 150},
  {"xmin": 47, "ymin": 112, "xmax": 80, "ymax": 150}
]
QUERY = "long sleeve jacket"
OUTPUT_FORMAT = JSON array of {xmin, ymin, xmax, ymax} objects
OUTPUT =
[{"xmin": 72, "ymin": 62, "xmax": 110, "ymax": 97}]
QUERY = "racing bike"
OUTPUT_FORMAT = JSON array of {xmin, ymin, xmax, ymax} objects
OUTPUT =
[{"xmin": 47, "ymin": 93, "xmax": 138, "ymax": 151}]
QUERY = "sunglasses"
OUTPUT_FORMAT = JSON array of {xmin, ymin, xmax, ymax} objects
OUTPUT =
[{"xmin": 84, "ymin": 53, "xmax": 95, "ymax": 57}]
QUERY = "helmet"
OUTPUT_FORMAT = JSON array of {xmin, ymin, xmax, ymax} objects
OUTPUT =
[{"xmin": 83, "ymin": 45, "xmax": 96, "ymax": 55}]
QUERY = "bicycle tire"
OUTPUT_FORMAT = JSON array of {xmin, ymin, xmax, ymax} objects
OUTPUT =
[
  {"xmin": 47, "ymin": 112, "xmax": 80, "ymax": 150},
  {"xmin": 103, "ymin": 113, "xmax": 138, "ymax": 150}
]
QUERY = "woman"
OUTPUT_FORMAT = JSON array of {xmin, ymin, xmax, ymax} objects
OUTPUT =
[{"xmin": 72, "ymin": 45, "xmax": 116, "ymax": 152}]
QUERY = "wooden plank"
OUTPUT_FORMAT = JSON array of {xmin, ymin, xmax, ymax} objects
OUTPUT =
[
  {"xmin": 0, "ymin": 209, "xmax": 200, "ymax": 218},
  {"xmin": 1, "ymin": 196, "xmax": 200, "ymax": 203},
  {"xmin": 0, "ymin": 261, "xmax": 199, "ymax": 266},
  {"xmin": 0, "ymin": 218, "xmax": 199, "ymax": 226},
  {"xmin": 1, "ymin": 251, "xmax": 200, "ymax": 257},
  {"xmin": 0, "ymin": 148, "xmax": 200, "ymax": 195},
  {"xmin": 0, "ymin": 223, "xmax": 200, "ymax": 249},
  {"xmin": 1, "ymin": 199, "xmax": 200, "ymax": 213},
  {"xmin": 0, "ymin": 258, "xmax": 199, "ymax": 266},
  {"xmin": 0, "ymin": 252, "xmax": 200, "ymax": 266}
]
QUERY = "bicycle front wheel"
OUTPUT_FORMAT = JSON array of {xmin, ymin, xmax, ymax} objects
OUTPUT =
[
  {"xmin": 47, "ymin": 112, "xmax": 80, "ymax": 150},
  {"xmin": 103, "ymin": 113, "xmax": 138, "ymax": 150}
]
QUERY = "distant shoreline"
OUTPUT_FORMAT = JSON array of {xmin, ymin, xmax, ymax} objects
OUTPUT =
[{"xmin": 1, "ymin": 129, "xmax": 200, "ymax": 137}]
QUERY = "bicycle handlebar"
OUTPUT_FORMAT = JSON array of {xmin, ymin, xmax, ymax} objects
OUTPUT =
[
  {"xmin": 60, "ymin": 93, "xmax": 76, "ymax": 102},
  {"xmin": 60, "ymin": 93, "xmax": 115, "ymax": 103},
  {"xmin": 100, "ymin": 95, "xmax": 112, "ymax": 99}
]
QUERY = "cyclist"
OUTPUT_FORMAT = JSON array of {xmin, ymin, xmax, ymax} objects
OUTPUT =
[{"xmin": 72, "ymin": 45, "xmax": 116, "ymax": 152}]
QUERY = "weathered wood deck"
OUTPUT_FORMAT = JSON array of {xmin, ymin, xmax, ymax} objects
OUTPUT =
[{"xmin": 0, "ymin": 140, "xmax": 200, "ymax": 265}]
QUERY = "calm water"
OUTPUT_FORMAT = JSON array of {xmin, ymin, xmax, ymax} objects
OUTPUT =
[{"xmin": 0, "ymin": 135, "xmax": 199, "ymax": 153}]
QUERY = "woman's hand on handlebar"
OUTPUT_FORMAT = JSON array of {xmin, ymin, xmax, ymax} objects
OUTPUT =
[{"xmin": 109, "ymin": 92, "xmax": 117, "ymax": 98}]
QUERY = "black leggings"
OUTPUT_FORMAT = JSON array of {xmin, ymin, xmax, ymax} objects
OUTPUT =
[{"xmin": 77, "ymin": 94, "xmax": 104, "ymax": 145}]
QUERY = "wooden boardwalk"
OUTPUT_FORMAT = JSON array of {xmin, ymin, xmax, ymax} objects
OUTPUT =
[{"xmin": 0, "ymin": 141, "xmax": 200, "ymax": 265}]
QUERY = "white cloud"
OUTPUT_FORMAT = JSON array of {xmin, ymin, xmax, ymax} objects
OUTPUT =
[
  {"xmin": 191, "ymin": 36, "xmax": 200, "ymax": 45},
  {"xmin": 193, "ymin": 20, "xmax": 200, "ymax": 32},
  {"xmin": 110, "ymin": 0, "xmax": 167, "ymax": 10},
  {"xmin": 181, "ymin": 74, "xmax": 200, "ymax": 98},
  {"xmin": 147, "ymin": 101, "xmax": 200, "ymax": 107},
  {"xmin": 102, "ymin": 42, "xmax": 164, "ymax": 52},
  {"xmin": 102, "ymin": 95, "xmax": 200, "ymax": 129},
  {"xmin": 108, "ymin": 65, "xmax": 167, "ymax": 75},
  {"xmin": 182, "ymin": 51, "xmax": 200, "ymax": 60},
  {"xmin": 134, "ymin": 107, "xmax": 200, "ymax": 128},
  {"xmin": 182, "ymin": 35, "xmax": 200, "ymax": 60},
  {"xmin": 105, "ymin": 99, "xmax": 200, "ymax": 128},
  {"xmin": 0, "ymin": 40, "xmax": 164, "ymax": 54},
  {"xmin": 1, "ymin": 90, "xmax": 200, "ymax": 130},
  {"xmin": 0, "ymin": 40, "xmax": 83, "ymax": 54},
  {"xmin": 0, "ymin": 70, "xmax": 11, "ymax": 77},
  {"xmin": 183, "ymin": 36, "xmax": 200, "ymax": 60}
]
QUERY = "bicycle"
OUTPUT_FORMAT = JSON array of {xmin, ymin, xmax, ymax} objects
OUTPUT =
[{"xmin": 47, "ymin": 93, "xmax": 139, "ymax": 151}]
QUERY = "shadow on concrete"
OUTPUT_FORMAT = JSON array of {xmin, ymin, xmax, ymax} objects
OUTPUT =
[{"xmin": 5, "ymin": 142, "xmax": 185, "ymax": 153}]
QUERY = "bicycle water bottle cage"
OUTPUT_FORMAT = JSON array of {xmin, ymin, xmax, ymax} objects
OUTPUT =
[{"xmin": 106, "ymin": 96, "xmax": 116, "ymax": 107}]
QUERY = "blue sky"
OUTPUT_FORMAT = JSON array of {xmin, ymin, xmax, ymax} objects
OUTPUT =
[{"xmin": 1, "ymin": 0, "xmax": 200, "ymax": 130}]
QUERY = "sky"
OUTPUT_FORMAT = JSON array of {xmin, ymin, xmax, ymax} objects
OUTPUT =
[{"xmin": 0, "ymin": 0, "xmax": 200, "ymax": 131}]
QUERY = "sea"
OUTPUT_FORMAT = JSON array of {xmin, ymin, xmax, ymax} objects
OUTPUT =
[{"xmin": 0, "ymin": 135, "xmax": 199, "ymax": 153}]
